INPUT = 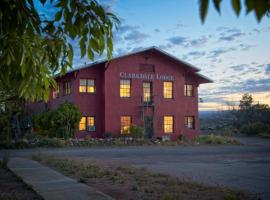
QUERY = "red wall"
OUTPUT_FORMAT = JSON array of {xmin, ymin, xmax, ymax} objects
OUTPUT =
[{"xmin": 28, "ymin": 50, "xmax": 205, "ymax": 140}]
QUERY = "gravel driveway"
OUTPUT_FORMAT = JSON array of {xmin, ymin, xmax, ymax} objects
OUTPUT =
[{"xmin": 2, "ymin": 137, "xmax": 270, "ymax": 199}]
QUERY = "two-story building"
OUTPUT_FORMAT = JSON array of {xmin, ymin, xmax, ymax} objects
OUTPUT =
[{"xmin": 28, "ymin": 47, "xmax": 212, "ymax": 140}]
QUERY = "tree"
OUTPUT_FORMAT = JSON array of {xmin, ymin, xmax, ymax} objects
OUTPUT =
[
  {"xmin": 0, "ymin": 0, "xmax": 119, "ymax": 101},
  {"xmin": 199, "ymin": 0, "xmax": 270, "ymax": 23},
  {"xmin": 239, "ymin": 93, "xmax": 253, "ymax": 110}
]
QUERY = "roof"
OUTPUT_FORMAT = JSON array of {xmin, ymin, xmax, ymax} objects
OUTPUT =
[{"xmin": 56, "ymin": 46, "xmax": 213, "ymax": 83}]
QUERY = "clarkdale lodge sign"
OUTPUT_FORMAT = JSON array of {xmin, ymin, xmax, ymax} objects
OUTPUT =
[{"xmin": 119, "ymin": 72, "xmax": 174, "ymax": 81}]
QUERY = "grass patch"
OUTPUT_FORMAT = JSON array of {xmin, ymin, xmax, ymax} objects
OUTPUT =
[
  {"xmin": 32, "ymin": 154, "xmax": 254, "ymax": 200},
  {"xmin": 198, "ymin": 134, "xmax": 240, "ymax": 145}
]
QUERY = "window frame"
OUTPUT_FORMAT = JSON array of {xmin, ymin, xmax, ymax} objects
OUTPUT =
[
  {"xmin": 163, "ymin": 81, "xmax": 173, "ymax": 99},
  {"xmin": 143, "ymin": 81, "xmax": 152, "ymax": 103},
  {"xmin": 184, "ymin": 116, "xmax": 195, "ymax": 129},
  {"xmin": 120, "ymin": 79, "xmax": 131, "ymax": 98},
  {"xmin": 163, "ymin": 115, "xmax": 174, "ymax": 134},
  {"xmin": 184, "ymin": 84, "xmax": 194, "ymax": 97},
  {"xmin": 120, "ymin": 115, "xmax": 132, "ymax": 134},
  {"xmin": 79, "ymin": 116, "xmax": 87, "ymax": 131},
  {"xmin": 63, "ymin": 81, "xmax": 71, "ymax": 96},
  {"xmin": 87, "ymin": 116, "xmax": 96, "ymax": 132},
  {"xmin": 79, "ymin": 78, "xmax": 95, "ymax": 94}
]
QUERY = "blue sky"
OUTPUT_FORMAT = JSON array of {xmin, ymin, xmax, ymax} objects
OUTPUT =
[{"xmin": 37, "ymin": 0, "xmax": 270, "ymax": 111}]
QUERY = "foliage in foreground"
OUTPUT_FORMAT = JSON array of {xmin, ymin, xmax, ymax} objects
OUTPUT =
[
  {"xmin": 0, "ymin": 0, "xmax": 119, "ymax": 101},
  {"xmin": 32, "ymin": 155, "xmax": 253, "ymax": 200},
  {"xmin": 33, "ymin": 103, "xmax": 82, "ymax": 138}
]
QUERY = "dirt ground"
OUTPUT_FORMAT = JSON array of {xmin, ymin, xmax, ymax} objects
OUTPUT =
[
  {"xmin": 33, "ymin": 155, "xmax": 257, "ymax": 200},
  {"xmin": 0, "ymin": 167, "xmax": 43, "ymax": 200}
]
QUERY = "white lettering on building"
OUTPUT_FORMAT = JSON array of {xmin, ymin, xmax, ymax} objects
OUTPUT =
[{"xmin": 119, "ymin": 72, "xmax": 174, "ymax": 81}]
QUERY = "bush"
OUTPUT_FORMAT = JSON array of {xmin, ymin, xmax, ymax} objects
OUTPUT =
[
  {"xmin": 130, "ymin": 125, "xmax": 144, "ymax": 138},
  {"xmin": 33, "ymin": 102, "xmax": 82, "ymax": 139},
  {"xmin": 239, "ymin": 122, "xmax": 269, "ymax": 136},
  {"xmin": 199, "ymin": 134, "xmax": 239, "ymax": 145}
]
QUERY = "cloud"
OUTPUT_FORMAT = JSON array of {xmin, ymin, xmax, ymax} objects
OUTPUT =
[
  {"xmin": 154, "ymin": 28, "xmax": 160, "ymax": 32},
  {"xmin": 239, "ymin": 44, "xmax": 255, "ymax": 51},
  {"xmin": 219, "ymin": 32, "xmax": 245, "ymax": 41},
  {"xmin": 265, "ymin": 64, "xmax": 270, "ymax": 75},
  {"xmin": 124, "ymin": 30, "xmax": 149, "ymax": 44},
  {"xmin": 208, "ymin": 47, "xmax": 236, "ymax": 58},
  {"xmin": 167, "ymin": 36, "xmax": 187, "ymax": 46},
  {"xmin": 118, "ymin": 24, "xmax": 139, "ymax": 34},
  {"xmin": 230, "ymin": 64, "xmax": 249, "ymax": 71}
]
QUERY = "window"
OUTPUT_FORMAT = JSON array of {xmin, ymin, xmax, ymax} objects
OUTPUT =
[
  {"xmin": 185, "ymin": 116, "xmax": 195, "ymax": 129},
  {"xmin": 87, "ymin": 116, "xmax": 96, "ymax": 131},
  {"xmin": 52, "ymin": 84, "xmax": 59, "ymax": 99},
  {"xmin": 79, "ymin": 116, "xmax": 96, "ymax": 131},
  {"xmin": 120, "ymin": 79, "xmax": 131, "ymax": 98},
  {"xmin": 163, "ymin": 81, "xmax": 173, "ymax": 99},
  {"xmin": 139, "ymin": 64, "xmax": 155, "ymax": 72},
  {"xmin": 120, "ymin": 116, "xmax": 131, "ymax": 134},
  {"xmin": 79, "ymin": 79, "xmax": 95, "ymax": 93},
  {"xmin": 185, "ymin": 84, "xmax": 193, "ymax": 97},
  {"xmin": 63, "ymin": 81, "xmax": 71, "ymax": 96},
  {"xmin": 164, "ymin": 116, "xmax": 173, "ymax": 133},
  {"xmin": 79, "ymin": 117, "xmax": 86, "ymax": 131},
  {"xmin": 143, "ymin": 82, "xmax": 152, "ymax": 103}
]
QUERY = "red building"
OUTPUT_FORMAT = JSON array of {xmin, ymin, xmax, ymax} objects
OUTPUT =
[{"xmin": 28, "ymin": 47, "xmax": 212, "ymax": 140}]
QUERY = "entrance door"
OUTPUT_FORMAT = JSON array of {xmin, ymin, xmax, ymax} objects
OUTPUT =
[{"xmin": 144, "ymin": 116, "xmax": 153, "ymax": 138}]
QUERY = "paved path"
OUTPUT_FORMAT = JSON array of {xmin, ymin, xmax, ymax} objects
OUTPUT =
[{"xmin": 8, "ymin": 158, "xmax": 113, "ymax": 200}]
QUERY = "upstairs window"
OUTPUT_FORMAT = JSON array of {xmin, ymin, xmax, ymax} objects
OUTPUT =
[
  {"xmin": 63, "ymin": 81, "xmax": 71, "ymax": 96},
  {"xmin": 185, "ymin": 116, "xmax": 195, "ymax": 129},
  {"xmin": 120, "ymin": 79, "xmax": 131, "ymax": 98},
  {"xmin": 79, "ymin": 79, "xmax": 95, "ymax": 93},
  {"xmin": 163, "ymin": 81, "xmax": 173, "ymax": 99},
  {"xmin": 184, "ymin": 84, "xmax": 193, "ymax": 97},
  {"xmin": 164, "ymin": 116, "xmax": 174, "ymax": 133},
  {"xmin": 120, "ymin": 116, "xmax": 131, "ymax": 134},
  {"xmin": 52, "ymin": 84, "xmax": 59, "ymax": 99}
]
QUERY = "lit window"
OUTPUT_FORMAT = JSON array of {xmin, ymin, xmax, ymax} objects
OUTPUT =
[
  {"xmin": 63, "ymin": 81, "xmax": 71, "ymax": 96},
  {"xmin": 143, "ymin": 82, "xmax": 152, "ymax": 103},
  {"xmin": 185, "ymin": 116, "xmax": 195, "ymax": 129},
  {"xmin": 163, "ymin": 81, "xmax": 173, "ymax": 99},
  {"xmin": 185, "ymin": 84, "xmax": 193, "ymax": 97},
  {"xmin": 87, "ymin": 116, "xmax": 95, "ymax": 131},
  {"xmin": 120, "ymin": 116, "xmax": 131, "ymax": 134},
  {"xmin": 79, "ymin": 117, "xmax": 86, "ymax": 131},
  {"xmin": 164, "ymin": 116, "xmax": 173, "ymax": 133},
  {"xmin": 120, "ymin": 79, "xmax": 131, "ymax": 98},
  {"xmin": 79, "ymin": 79, "xmax": 95, "ymax": 93},
  {"xmin": 52, "ymin": 84, "xmax": 59, "ymax": 99}
]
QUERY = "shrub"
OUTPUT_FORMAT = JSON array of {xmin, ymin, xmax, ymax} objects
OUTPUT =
[
  {"xmin": 239, "ymin": 122, "xmax": 269, "ymax": 136},
  {"xmin": 33, "ymin": 102, "xmax": 82, "ymax": 139},
  {"xmin": 130, "ymin": 124, "xmax": 144, "ymax": 138}
]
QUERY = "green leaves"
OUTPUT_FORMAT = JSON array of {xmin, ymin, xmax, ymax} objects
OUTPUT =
[
  {"xmin": 231, "ymin": 0, "xmax": 241, "ymax": 16},
  {"xmin": 200, "ymin": 0, "xmax": 209, "ymax": 23},
  {"xmin": 199, "ymin": 0, "xmax": 270, "ymax": 23},
  {"xmin": 0, "ymin": 0, "xmax": 119, "ymax": 102}
]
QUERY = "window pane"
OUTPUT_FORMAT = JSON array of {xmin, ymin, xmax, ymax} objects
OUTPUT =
[
  {"xmin": 163, "ymin": 82, "xmax": 173, "ymax": 99},
  {"xmin": 143, "ymin": 82, "xmax": 152, "ymax": 102},
  {"xmin": 185, "ymin": 116, "xmax": 194, "ymax": 129},
  {"xmin": 120, "ymin": 80, "xmax": 131, "ymax": 97},
  {"xmin": 120, "ymin": 116, "xmax": 131, "ymax": 134},
  {"xmin": 79, "ymin": 117, "xmax": 86, "ymax": 131},
  {"xmin": 185, "ymin": 84, "xmax": 193, "ymax": 96},
  {"xmin": 87, "ymin": 116, "xmax": 95, "ymax": 127},
  {"xmin": 164, "ymin": 116, "xmax": 173, "ymax": 133},
  {"xmin": 87, "ymin": 79, "xmax": 95, "ymax": 93},
  {"xmin": 79, "ymin": 79, "xmax": 87, "ymax": 93}
]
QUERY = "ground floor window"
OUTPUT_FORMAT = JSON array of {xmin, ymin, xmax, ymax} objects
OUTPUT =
[
  {"xmin": 120, "ymin": 116, "xmax": 131, "ymax": 134},
  {"xmin": 185, "ymin": 116, "xmax": 195, "ymax": 129},
  {"xmin": 79, "ymin": 116, "xmax": 96, "ymax": 131},
  {"xmin": 164, "ymin": 115, "xmax": 173, "ymax": 133}
]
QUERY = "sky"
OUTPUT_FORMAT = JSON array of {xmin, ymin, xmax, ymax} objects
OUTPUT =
[{"xmin": 37, "ymin": 0, "xmax": 270, "ymax": 111}]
